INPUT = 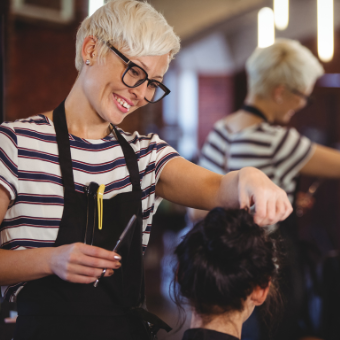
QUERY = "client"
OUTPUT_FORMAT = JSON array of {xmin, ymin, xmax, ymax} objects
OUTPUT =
[{"xmin": 174, "ymin": 208, "xmax": 279, "ymax": 340}]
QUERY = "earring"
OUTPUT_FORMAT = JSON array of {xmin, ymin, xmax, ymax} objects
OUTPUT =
[{"xmin": 85, "ymin": 59, "xmax": 91, "ymax": 66}]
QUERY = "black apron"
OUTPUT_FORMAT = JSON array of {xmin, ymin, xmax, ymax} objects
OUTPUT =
[{"xmin": 14, "ymin": 101, "xmax": 171, "ymax": 340}]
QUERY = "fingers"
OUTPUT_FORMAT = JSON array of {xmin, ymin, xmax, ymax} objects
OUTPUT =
[
  {"xmin": 281, "ymin": 197, "xmax": 293, "ymax": 221},
  {"xmin": 65, "ymin": 273, "xmax": 100, "ymax": 284},
  {"xmin": 69, "ymin": 264, "xmax": 116, "ymax": 279},
  {"xmin": 237, "ymin": 168, "xmax": 293, "ymax": 226},
  {"xmin": 72, "ymin": 252, "xmax": 121, "ymax": 270},
  {"xmin": 254, "ymin": 196, "xmax": 275, "ymax": 226},
  {"xmin": 69, "ymin": 244, "xmax": 121, "ymax": 280},
  {"xmin": 275, "ymin": 195, "xmax": 286, "ymax": 221},
  {"xmin": 273, "ymin": 189, "xmax": 293, "ymax": 222},
  {"xmin": 253, "ymin": 190, "xmax": 292, "ymax": 226},
  {"xmin": 78, "ymin": 243, "xmax": 121, "ymax": 262},
  {"xmin": 51, "ymin": 243, "xmax": 122, "ymax": 284},
  {"xmin": 70, "ymin": 243, "xmax": 121, "ymax": 267},
  {"xmin": 238, "ymin": 188, "xmax": 251, "ymax": 211},
  {"xmin": 104, "ymin": 269, "xmax": 115, "ymax": 277}
]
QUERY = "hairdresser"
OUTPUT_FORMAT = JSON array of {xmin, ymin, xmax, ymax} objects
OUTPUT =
[
  {"xmin": 175, "ymin": 208, "xmax": 279, "ymax": 340},
  {"xmin": 0, "ymin": 1, "xmax": 292, "ymax": 340}
]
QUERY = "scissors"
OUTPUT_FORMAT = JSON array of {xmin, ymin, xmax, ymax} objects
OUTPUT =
[{"xmin": 93, "ymin": 214, "xmax": 137, "ymax": 287}]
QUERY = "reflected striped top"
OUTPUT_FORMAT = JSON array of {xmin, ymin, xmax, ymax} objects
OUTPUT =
[
  {"xmin": 0, "ymin": 115, "xmax": 179, "ymax": 301},
  {"xmin": 199, "ymin": 119, "xmax": 314, "ymax": 204}
]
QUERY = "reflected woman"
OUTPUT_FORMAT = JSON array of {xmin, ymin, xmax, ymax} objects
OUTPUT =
[{"xmin": 193, "ymin": 39, "xmax": 340, "ymax": 224}]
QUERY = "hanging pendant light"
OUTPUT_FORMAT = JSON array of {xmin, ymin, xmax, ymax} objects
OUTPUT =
[
  {"xmin": 274, "ymin": 0, "xmax": 289, "ymax": 30},
  {"xmin": 89, "ymin": 0, "xmax": 105, "ymax": 16},
  {"xmin": 317, "ymin": 0, "xmax": 334, "ymax": 62},
  {"xmin": 258, "ymin": 7, "xmax": 275, "ymax": 48}
]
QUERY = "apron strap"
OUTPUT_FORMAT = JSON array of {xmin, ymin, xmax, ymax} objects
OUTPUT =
[
  {"xmin": 113, "ymin": 126, "xmax": 141, "ymax": 192},
  {"xmin": 52, "ymin": 100, "xmax": 142, "ymax": 193},
  {"xmin": 53, "ymin": 100, "xmax": 75, "ymax": 191}
]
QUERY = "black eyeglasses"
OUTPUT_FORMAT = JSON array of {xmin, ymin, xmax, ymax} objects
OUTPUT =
[
  {"xmin": 107, "ymin": 44, "xmax": 170, "ymax": 103},
  {"xmin": 290, "ymin": 88, "xmax": 313, "ymax": 106}
]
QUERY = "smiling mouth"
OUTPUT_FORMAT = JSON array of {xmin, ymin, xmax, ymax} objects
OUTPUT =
[{"xmin": 114, "ymin": 94, "xmax": 131, "ymax": 110}]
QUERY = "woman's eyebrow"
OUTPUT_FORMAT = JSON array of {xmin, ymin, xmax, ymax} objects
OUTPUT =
[
  {"xmin": 138, "ymin": 61, "xmax": 163, "ymax": 80},
  {"xmin": 138, "ymin": 60, "xmax": 148, "ymax": 70}
]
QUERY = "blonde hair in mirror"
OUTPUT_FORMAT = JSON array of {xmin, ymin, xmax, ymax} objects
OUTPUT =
[
  {"xmin": 75, "ymin": 0, "xmax": 181, "ymax": 71},
  {"xmin": 246, "ymin": 39, "xmax": 324, "ymax": 97}
]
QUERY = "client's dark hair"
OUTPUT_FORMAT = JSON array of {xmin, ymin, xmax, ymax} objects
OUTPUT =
[{"xmin": 174, "ymin": 207, "xmax": 279, "ymax": 316}]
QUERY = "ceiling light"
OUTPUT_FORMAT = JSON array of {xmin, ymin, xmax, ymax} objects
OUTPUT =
[
  {"xmin": 88, "ymin": 0, "xmax": 105, "ymax": 16},
  {"xmin": 317, "ymin": 0, "xmax": 334, "ymax": 62},
  {"xmin": 258, "ymin": 7, "xmax": 275, "ymax": 48},
  {"xmin": 274, "ymin": 0, "xmax": 289, "ymax": 30}
]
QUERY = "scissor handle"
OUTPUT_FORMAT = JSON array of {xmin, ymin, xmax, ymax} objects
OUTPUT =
[{"xmin": 93, "ymin": 268, "xmax": 107, "ymax": 287}]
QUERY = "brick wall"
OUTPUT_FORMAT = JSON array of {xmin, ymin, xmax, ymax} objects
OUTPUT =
[
  {"xmin": 5, "ymin": 0, "xmax": 88, "ymax": 121},
  {"xmin": 4, "ymin": 0, "xmax": 151, "ymax": 134}
]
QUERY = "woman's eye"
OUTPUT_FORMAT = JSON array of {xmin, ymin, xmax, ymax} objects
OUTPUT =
[
  {"xmin": 130, "ymin": 67, "xmax": 141, "ymax": 77},
  {"xmin": 149, "ymin": 82, "xmax": 159, "ymax": 89}
]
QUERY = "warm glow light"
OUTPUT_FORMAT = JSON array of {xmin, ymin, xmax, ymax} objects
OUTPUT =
[
  {"xmin": 258, "ymin": 8, "xmax": 275, "ymax": 48},
  {"xmin": 317, "ymin": 0, "xmax": 334, "ymax": 62},
  {"xmin": 89, "ymin": 0, "xmax": 105, "ymax": 16},
  {"xmin": 274, "ymin": 0, "xmax": 289, "ymax": 30}
]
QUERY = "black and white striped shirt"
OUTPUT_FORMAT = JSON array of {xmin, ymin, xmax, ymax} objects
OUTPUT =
[
  {"xmin": 199, "ymin": 119, "xmax": 314, "ymax": 204},
  {"xmin": 0, "ymin": 115, "xmax": 180, "ymax": 300}
]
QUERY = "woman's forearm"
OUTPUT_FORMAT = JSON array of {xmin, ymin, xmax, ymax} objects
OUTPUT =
[
  {"xmin": 0, "ymin": 243, "xmax": 122, "ymax": 287},
  {"xmin": 0, "ymin": 248, "xmax": 53, "ymax": 286},
  {"xmin": 215, "ymin": 170, "xmax": 240, "ymax": 209},
  {"xmin": 158, "ymin": 160, "xmax": 292, "ymax": 226},
  {"xmin": 187, "ymin": 171, "xmax": 242, "ymax": 223}
]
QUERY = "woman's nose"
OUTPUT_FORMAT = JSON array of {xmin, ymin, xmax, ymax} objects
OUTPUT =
[{"xmin": 130, "ymin": 81, "xmax": 148, "ymax": 102}]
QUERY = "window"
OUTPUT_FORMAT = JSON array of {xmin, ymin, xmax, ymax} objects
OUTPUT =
[{"xmin": 12, "ymin": 0, "xmax": 74, "ymax": 23}]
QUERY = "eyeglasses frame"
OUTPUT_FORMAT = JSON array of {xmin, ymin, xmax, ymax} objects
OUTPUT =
[
  {"xmin": 290, "ymin": 88, "xmax": 313, "ymax": 106},
  {"xmin": 107, "ymin": 44, "xmax": 170, "ymax": 103}
]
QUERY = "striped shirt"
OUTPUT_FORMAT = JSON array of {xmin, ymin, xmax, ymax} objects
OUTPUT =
[
  {"xmin": 0, "ymin": 115, "xmax": 180, "ymax": 301},
  {"xmin": 199, "ymin": 119, "xmax": 314, "ymax": 204}
]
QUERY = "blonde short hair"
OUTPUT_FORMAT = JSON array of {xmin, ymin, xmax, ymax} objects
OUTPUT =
[
  {"xmin": 246, "ymin": 39, "xmax": 324, "ymax": 97},
  {"xmin": 75, "ymin": 0, "xmax": 181, "ymax": 71}
]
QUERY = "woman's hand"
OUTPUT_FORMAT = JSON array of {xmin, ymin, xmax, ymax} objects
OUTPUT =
[
  {"xmin": 221, "ymin": 167, "xmax": 292, "ymax": 226},
  {"xmin": 0, "ymin": 243, "xmax": 121, "ymax": 286},
  {"xmin": 48, "ymin": 243, "xmax": 122, "ymax": 284}
]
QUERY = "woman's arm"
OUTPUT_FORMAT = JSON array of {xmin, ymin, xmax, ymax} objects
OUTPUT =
[
  {"xmin": 0, "ymin": 186, "xmax": 121, "ymax": 286},
  {"xmin": 156, "ymin": 158, "xmax": 292, "ymax": 226},
  {"xmin": 300, "ymin": 144, "xmax": 340, "ymax": 177}
]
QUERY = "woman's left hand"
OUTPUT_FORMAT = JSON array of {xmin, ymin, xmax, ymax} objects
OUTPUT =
[{"xmin": 156, "ymin": 158, "xmax": 292, "ymax": 226}]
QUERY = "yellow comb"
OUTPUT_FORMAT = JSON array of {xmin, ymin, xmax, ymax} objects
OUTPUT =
[{"xmin": 97, "ymin": 184, "xmax": 105, "ymax": 230}]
